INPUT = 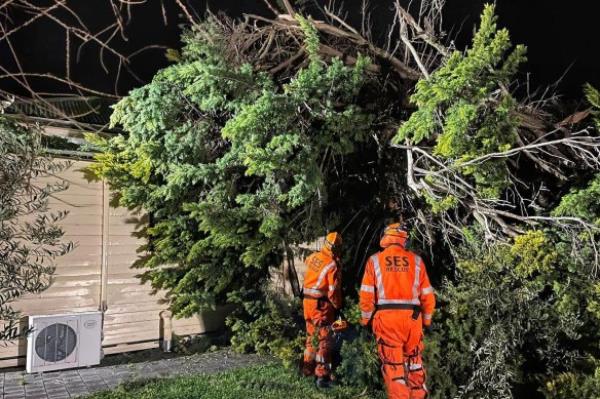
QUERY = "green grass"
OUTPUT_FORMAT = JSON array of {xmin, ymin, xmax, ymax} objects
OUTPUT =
[{"xmin": 86, "ymin": 363, "xmax": 384, "ymax": 399}]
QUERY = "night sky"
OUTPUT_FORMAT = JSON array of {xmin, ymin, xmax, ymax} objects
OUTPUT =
[{"xmin": 1, "ymin": 0, "xmax": 598, "ymax": 100}]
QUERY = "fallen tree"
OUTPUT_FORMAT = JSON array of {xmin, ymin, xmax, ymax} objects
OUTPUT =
[{"xmin": 89, "ymin": 2, "xmax": 600, "ymax": 397}]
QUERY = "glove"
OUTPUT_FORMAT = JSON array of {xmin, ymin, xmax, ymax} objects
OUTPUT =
[{"xmin": 423, "ymin": 324, "xmax": 433, "ymax": 334}]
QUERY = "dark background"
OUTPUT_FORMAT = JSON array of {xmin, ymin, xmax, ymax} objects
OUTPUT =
[{"xmin": 1, "ymin": 0, "xmax": 598, "ymax": 99}]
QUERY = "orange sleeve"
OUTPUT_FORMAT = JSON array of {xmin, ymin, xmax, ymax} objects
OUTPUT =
[
  {"xmin": 418, "ymin": 257, "xmax": 436, "ymax": 326},
  {"xmin": 359, "ymin": 257, "xmax": 376, "ymax": 325},
  {"xmin": 327, "ymin": 263, "xmax": 342, "ymax": 309}
]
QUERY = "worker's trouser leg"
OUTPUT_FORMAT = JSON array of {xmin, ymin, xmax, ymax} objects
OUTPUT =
[
  {"xmin": 378, "ymin": 342, "xmax": 410, "ymax": 399},
  {"xmin": 303, "ymin": 321, "xmax": 332, "ymax": 378},
  {"xmin": 406, "ymin": 342, "xmax": 427, "ymax": 398},
  {"xmin": 302, "ymin": 319, "xmax": 316, "ymax": 376},
  {"xmin": 373, "ymin": 310, "xmax": 428, "ymax": 399}
]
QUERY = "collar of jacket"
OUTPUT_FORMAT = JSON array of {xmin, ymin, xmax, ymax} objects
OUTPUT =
[{"xmin": 380, "ymin": 234, "xmax": 407, "ymax": 248}]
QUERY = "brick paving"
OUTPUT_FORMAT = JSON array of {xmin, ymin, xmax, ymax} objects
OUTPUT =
[{"xmin": 1, "ymin": 350, "xmax": 262, "ymax": 399}]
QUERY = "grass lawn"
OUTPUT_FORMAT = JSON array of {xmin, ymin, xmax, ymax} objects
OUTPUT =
[{"xmin": 85, "ymin": 363, "xmax": 384, "ymax": 399}]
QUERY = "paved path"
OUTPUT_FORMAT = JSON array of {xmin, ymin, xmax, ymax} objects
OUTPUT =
[{"xmin": 0, "ymin": 350, "xmax": 262, "ymax": 399}]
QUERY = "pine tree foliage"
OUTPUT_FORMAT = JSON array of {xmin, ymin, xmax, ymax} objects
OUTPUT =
[
  {"xmin": 0, "ymin": 115, "xmax": 73, "ymax": 340},
  {"xmin": 227, "ymin": 292, "xmax": 304, "ymax": 367},
  {"xmin": 316, "ymin": 299, "xmax": 382, "ymax": 389},
  {"xmin": 396, "ymin": 4, "xmax": 526, "ymax": 199},
  {"xmin": 88, "ymin": 18, "xmax": 375, "ymax": 320}
]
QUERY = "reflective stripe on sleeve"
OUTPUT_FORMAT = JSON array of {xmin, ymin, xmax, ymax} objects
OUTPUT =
[
  {"xmin": 421, "ymin": 286, "xmax": 434, "ymax": 295},
  {"xmin": 314, "ymin": 261, "xmax": 335, "ymax": 290},
  {"xmin": 328, "ymin": 285, "xmax": 336, "ymax": 291},
  {"xmin": 360, "ymin": 284, "xmax": 375, "ymax": 293},
  {"xmin": 361, "ymin": 311, "xmax": 373, "ymax": 319},
  {"xmin": 371, "ymin": 255, "xmax": 386, "ymax": 300},
  {"xmin": 412, "ymin": 256, "xmax": 421, "ymax": 300},
  {"xmin": 423, "ymin": 313, "xmax": 432, "ymax": 320},
  {"xmin": 409, "ymin": 363, "xmax": 422, "ymax": 371}
]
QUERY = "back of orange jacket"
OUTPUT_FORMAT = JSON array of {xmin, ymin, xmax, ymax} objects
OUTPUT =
[
  {"xmin": 359, "ymin": 245, "xmax": 435, "ymax": 326},
  {"xmin": 303, "ymin": 249, "xmax": 342, "ymax": 313}
]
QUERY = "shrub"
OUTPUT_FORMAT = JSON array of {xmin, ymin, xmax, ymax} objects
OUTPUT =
[
  {"xmin": 426, "ymin": 228, "xmax": 600, "ymax": 398},
  {"xmin": 0, "ymin": 115, "xmax": 73, "ymax": 340}
]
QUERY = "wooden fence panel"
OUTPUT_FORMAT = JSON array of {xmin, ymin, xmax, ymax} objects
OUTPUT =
[{"xmin": 1, "ymin": 158, "xmax": 217, "ymax": 369}]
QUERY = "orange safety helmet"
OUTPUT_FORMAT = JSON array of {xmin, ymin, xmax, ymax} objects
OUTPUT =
[
  {"xmin": 323, "ymin": 232, "xmax": 343, "ymax": 253},
  {"xmin": 380, "ymin": 223, "xmax": 409, "ymax": 248}
]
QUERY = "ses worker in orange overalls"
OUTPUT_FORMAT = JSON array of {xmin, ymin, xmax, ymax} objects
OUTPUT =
[
  {"xmin": 302, "ymin": 232, "xmax": 343, "ymax": 388},
  {"xmin": 359, "ymin": 223, "xmax": 435, "ymax": 399}
]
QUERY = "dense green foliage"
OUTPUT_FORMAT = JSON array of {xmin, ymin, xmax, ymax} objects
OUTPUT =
[
  {"xmin": 396, "ymin": 4, "xmax": 526, "ymax": 199},
  {"xmin": 530, "ymin": 87, "xmax": 600, "ymax": 398},
  {"xmin": 415, "ymin": 37, "xmax": 600, "ymax": 399},
  {"xmin": 410, "ymin": 12, "xmax": 600, "ymax": 398},
  {"xmin": 88, "ymin": 17, "xmax": 377, "ymax": 332},
  {"xmin": 85, "ymin": 363, "xmax": 385, "ymax": 399},
  {"xmin": 227, "ymin": 293, "xmax": 304, "ymax": 368},
  {"xmin": 337, "ymin": 328, "xmax": 382, "ymax": 389},
  {"xmin": 427, "ymin": 229, "xmax": 600, "ymax": 398},
  {"xmin": 0, "ymin": 115, "xmax": 72, "ymax": 340}
]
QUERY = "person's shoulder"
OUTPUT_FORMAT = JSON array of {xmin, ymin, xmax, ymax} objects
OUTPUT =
[
  {"xmin": 367, "ymin": 250, "xmax": 383, "ymax": 261},
  {"xmin": 322, "ymin": 253, "xmax": 336, "ymax": 265},
  {"xmin": 306, "ymin": 250, "xmax": 329, "ymax": 263},
  {"xmin": 305, "ymin": 251, "xmax": 318, "ymax": 263},
  {"xmin": 405, "ymin": 249, "xmax": 425, "ymax": 263}
]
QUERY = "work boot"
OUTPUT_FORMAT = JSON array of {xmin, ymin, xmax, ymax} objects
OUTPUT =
[
  {"xmin": 316, "ymin": 376, "xmax": 332, "ymax": 389},
  {"xmin": 302, "ymin": 360, "xmax": 316, "ymax": 377}
]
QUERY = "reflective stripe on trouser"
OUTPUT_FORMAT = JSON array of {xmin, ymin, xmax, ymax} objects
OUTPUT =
[
  {"xmin": 303, "ymin": 320, "xmax": 333, "ymax": 378},
  {"xmin": 373, "ymin": 311, "xmax": 428, "ymax": 399},
  {"xmin": 406, "ymin": 344, "xmax": 428, "ymax": 399}
]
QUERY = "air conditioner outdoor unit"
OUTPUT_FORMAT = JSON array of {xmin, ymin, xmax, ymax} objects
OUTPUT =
[{"xmin": 26, "ymin": 311, "xmax": 103, "ymax": 373}]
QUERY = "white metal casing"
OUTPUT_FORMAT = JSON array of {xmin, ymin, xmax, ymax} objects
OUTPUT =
[{"xmin": 26, "ymin": 312, "xmax": 102, "ymax": 373}]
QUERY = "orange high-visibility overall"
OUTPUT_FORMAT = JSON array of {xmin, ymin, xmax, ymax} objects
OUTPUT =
[
  {"xmin": 359, "ymin": 229, "xmax": 435, "ymax": 399},
  {"xmin": 302, "ymin": 246, "xmax": 342, "ymax": 378}
]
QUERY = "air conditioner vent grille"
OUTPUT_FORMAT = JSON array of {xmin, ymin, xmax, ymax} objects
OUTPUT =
[{"xmin": 35, "ymin": 323, "xmax": 78, "ymax": 362}]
